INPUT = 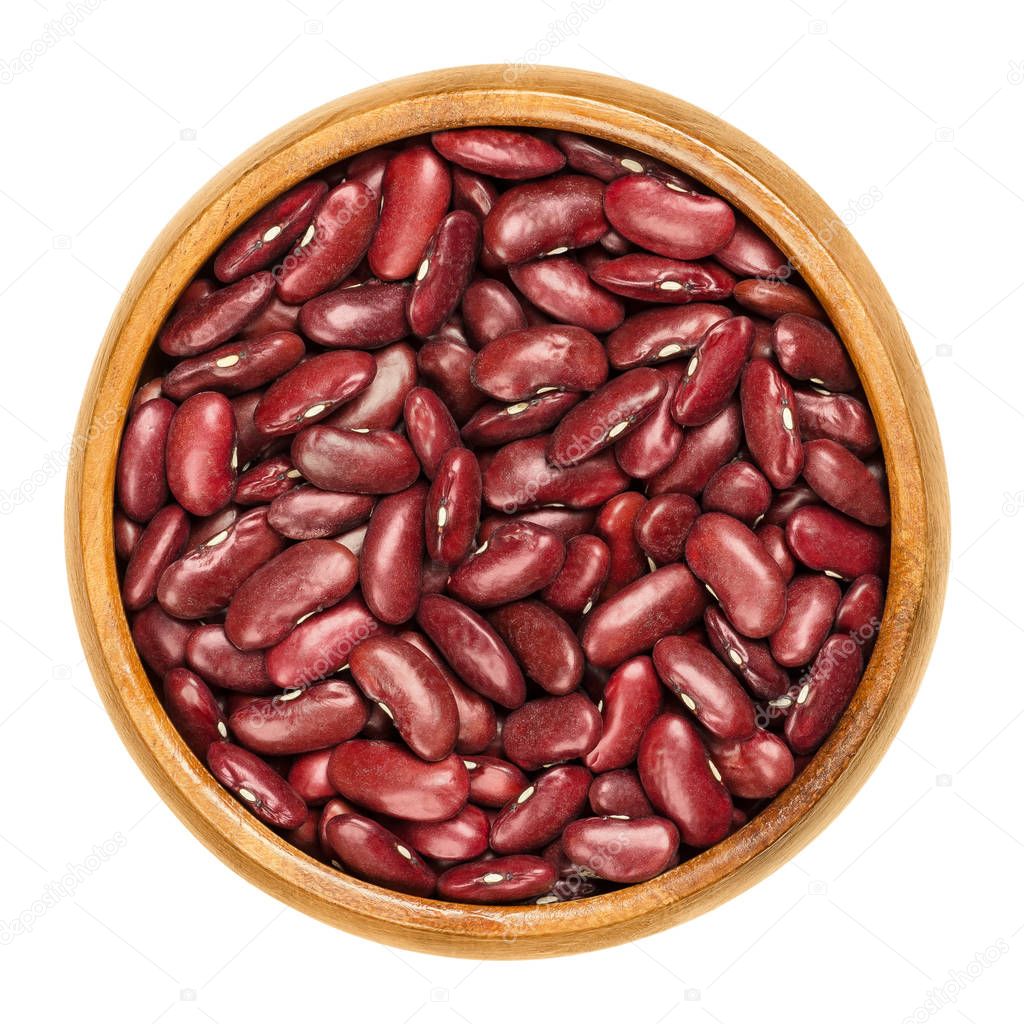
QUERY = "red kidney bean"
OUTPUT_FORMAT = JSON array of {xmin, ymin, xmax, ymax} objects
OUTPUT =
[
  {"xmin": 238, "ymin": 294, "xmax": 302, "ymax": 340},
  {"xmin": 584, "ymin": 775, "xmax": 650, "ymax": 834},
  {"xmin": 437, "ymin": 855, "xmax": 555, "ymax": 903},
  {"xmin": 605, "ymin": 173, "xmax": 735, "ymax": 260},
  {"xmin": 595, "ymin": 491, "xmax": 647, "ymax": 598},
  {"xmin": 113, "ymin": 510, "xmax": 143, "ymax": 561},
  {"xmin": 734, "ymin": 278, "xmax": 823, "ymax": 320},
  {"xmin": 327, "ymin": 739, "xmax": 468, "ymax": 822},
  {"xmin": 613, "ymin": 364, "xmax": 685, "ymax": 479},
  {"xmin": 648, "ymin": 400, "xmax": 742, "ymax": 496},
  {"xmin": 214, "ymin": 179, "xmax": 327, "ymax": 282},
  {"xmin": 488, "ymin": 600, "xmax": 583, "ymax": 695},
  {"xmin": 672, "ymin": 316, "xmax": 752, "ymax": 426},
  {"xmin": 297, "ymin": 281, "xmax": 409, "ymax": 348},
  {"xmin": 802, "ymin": 438, "xmax": 889, "ymax": 526},
  {"xmin": 508, "ymin": 257, "xmax": 625, "ymax": 333},
  {"xmin": 291, "ymin": 426, "xmax": 419, "ymax": 494},
  {"xmin": 324, "ymin": 342, "xmax": 416, "ymax": 431},
  {"xmin": 163, "ymin": 667, "xmax": 228, "ymax": 757},
  {"xmin": 186, "ymin": 624, "xmax": 272, "ymax": 693},
  {"xmin": 265, "ymin": 594, "xmax": 381, "ymax": 689},
  {"xmin": 225, "ymin": 540, "xmax": 358, "ymax": 650},
  {"xmin": 157, "ymin": 507, "xmax": 285, "ymax": 619},
  {"xmin": 705, "ymin": 729, "xmax": 795, "ymax": 799},
  {"xmin": 117, "ymin": 398, "xmax": 175, "ymax": 522},
  {"xmin": 563, "ymin": 816, "xmax": 679, "ymax": 884},
  {"xmin": 288, "ymin": 749, "xmax": 336, "ymax": 804},
  {"xmin": 772, "ymin": 313, "xmax": 857, "ymax": 391},
  {"xmin": 606, "ymin": 304, "xmax": 731, "ymax": 369},
  {"xmin": 786, "ymin": 506, "xmax": 887, "ymax": 579},
  {"xmin": 233, "ymin": 455, "xmax": 298, "ymax": 507},
  {"xmin": 166, "ymin": 392, "xmax": 237, "ymax": 517},
  {"xmin": 484, "ymin": 175, "xmax": 607, "ymax": 264},
  {"xmin": 654, "ymin": 636, "xmax": 756, "ymax": 740},
  {"xmin": 416, "ymin": 594, "xmax": 526, "ymax": 709},
  {"xmin": 174, "ymin": 279, "xmax": 216, "ymax": 315},
  {"xmin": 452, "ymin": 165, "xmax": 499, "ymax": 219},
  {"xmin": 368, "ymin": 145, "xmax": 451, "ymax": 280},
  {"xmin": 490, "ymin": 765, "xmax": 591, "ymax": 853},
  {"xmin": 404, "ymin": 386, "xmax": 462, "ymax": 478},
  {"xmin": 471, "ymin": 325, "xmax": 608, "ymax": 402},
  {"xmin": 360, "ymin": 482, "xmax": 427, "ymax": 624},
  {"xmin": 637, "ymin": 713, "xmax": 732, "ymax": 847},
  {"xmin": 548, "ymin": 368, "xmax": 666, "ymax": 466},
  {"xmin": 131, "ymin": 603, "xmax": 191, "ymax": 678},
  {"xmin": 187, "ymin": 507, "xmax": 245, "ymax": 556},
  {"xmin": 229, "ymin": 680, "xmax": 367, "ymax": 755},
  {"xmin": 480, "ymin": 506, "xmax": 597, "ymax": 542},
  {"xmin": 770, "ymin": 574, "xmax": 841, "ymax": 667},
  {"xmin": 345, "ymin": 146, "xmax": 393, "ymax": 194},
  {"xmin": 388, "ymin": 803, "xmax": 491, "ymax": 862},
  {"xmin": 163, "ymin": 331, "xmax": 305, "ymax": 401},
  {"xmin": 318, "ymin": 796, "xmax": 358, "ymax": 848},
  {"xmin": 266, "ymin": 487, "xmax": 373, "ymax": 540},
  {"xmin": 416, "ymin": 335, "xmax": 485, "ymax": 424},
  {"xmin": 540, "ymin": 533, "xmax": 611, "ymax": 618},
  {"xmin": 835, "ymin": 573, "xmax": 885, "ymax": 642},
  {"xmin": 461, "ymin": 278, "xmax": 527, "ymax": 347},
  {"xmin": 325, "ymin": 813, "xmax": 436, "ymax": 897},
  {"xmin": 207, "ymin": 740, "xmax": 307, "ymax": 829},
  {"xmin": 581, "ymin": 563, "xmax": 706, "ymax": 668},
  {"xmin": 158, "ymin": 272, "xmax": 275, "ymax": 357},
  {"xmin": 275, "ymin": 181, "xmax": 378, "ymax": 304},
  {"xmin": 764, "ymin": 482, "xmax": 821, "ymax": 526},
  {"xmin": 585, "ymin": 656, "xmax": 662, "ymax": 772},
  {"xmin": 794, "ymin": 388, "xmax": 879, "ymax": 456},
  {"xmin": 713, "ymin": 213, "xmax": 789, "ymax": 278},
  {"xmin": 407, "ymin": 211, "xmax": 480, "ymax": 338},
  {"xmin": 685, "ymin": 513, "xmax": 787, "ymax": 638},
  {"xmin": 755, "ymin": 522, "xmax": 796, "ymax": 582},
  {"xmin": 483, "ymin": 435, "xmax": 629, "ymax": 512},
  {"xmin": 448, "ymin": 521, "xmax": 565, "ymax": 607},
  {"xmin": 254, "ymin": 351, "xmax": 376, "ymax": 436},
  {"xmin": 503, "ymin": 693, "xmax": 601, "ymax": 771},
  {"xmin": 785, "ymin": 634, "xmax": 865, "ymax": 754},
  {"xmin": 461, "ymin": 391, "xmax": 581, "ymax": 449},
  {"xmin": 702, "ymin": 460, "xmax": 772, "ymax": 526},
  {"xmin": 231, "ymin": 391, "xmax": 277, "ymax": 465},
  {"xmin": 349, "ymin": 636, "xmax": 460, "ymax": 762},
  {"xmin": 741, "ymin": 357, "xmax": 804, "ymax": 488},
  {"xmin": 122, "ymin": 505, "xmax": 190, "ymax": 610},
  {"xmin": 553, "ymin": 132, "xmax": 695, "ymax": 186},
  {"xmin": 703, "ymin": 606, "xmax": 790, "ymax": 700},
  {"xmin": 591, "ymin": 254, "xmax": 735, "ymax": 303},
  {"xmin": 432, "ymin": 128, "xmax": 565, "ymax": 179},
  {"xmin": 634, "ymin": 493, "xmax": 700, "ymax": 565},
  {"xmin": 425, "ymin": 447, "xmax": 481, "ymax": 566}
]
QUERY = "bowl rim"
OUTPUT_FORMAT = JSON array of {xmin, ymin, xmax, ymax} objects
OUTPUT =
[{"xmin": 65, "ymin": 64, "xmax": 949, "ymax": 959}]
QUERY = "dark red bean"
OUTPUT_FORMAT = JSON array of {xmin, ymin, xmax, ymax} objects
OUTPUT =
[
  {"xmin": 480, "ymin": 506, "xmax": 597, "ymax": 542},
  {"xmin": 509, "ymin": 257, "xmax": 624, "ymax": 333},
  {"xmin": 589, "ymin": 769, "xmax": 654, "ymax": 818},
  {"xmin": 490, "ymin": 764, "xmax": 591, "ymax": 853},
  {"xmin": 117, "ymin": 398, "xmax": 175, "ymax": 522},
  {"xmin": 207, "ymin": 740, "xmax": 307, "ymax": 829},
  {"xmin": 238, "ymin": 295, "xmax": 301, "ymax": 341},
  {"xmin": 703, "ymin": 606, "xmax": 791, "ymax": 700},
  {"xmin": 734, "ymin": 279, "xmax": 823, "ymax": 320},
  {"xmin": 327, "ymin": 739, "xmax": 468, "ymax": 822},
  {"xmin": 685, "ymin": 513, "xmax": 787, "ymax": 638},
  {"xmin": 158, "ymin": 272, "xmax": 274, "ymax": 357},
  {"xmin": 563, "ymin": 816, "xmax": 680, "ymax": 884},
  {"xmin": 489, "ymin": 600, "xmax": 584, "ymax": 695},
  {"xmin": 131, "ymin": 603, "xmax": 191, "ymax": 678},
  {"xmin": 585, "ymin": 656, "xmax": 662, "ymax": 772},
  {"xmin": 764, "ymin": 482, "xmax": 821, "ymax": 527},
  {"xmin": 461, "ymin": 278, "xmax": 527, "ymax": 347},
  {"xmin": 360, "ymin": 482, "xmax": 427, "ymax": 625},
  {"xmin": 233, "ymin": 454, "xmax": 300, "ymax": 506},
  {"xmin": 432, "ymin": 128, "xmax": 565, "ymax": 179},
  {"xmin": 266, "ymin": 487, "xmax": 374, "ymax": 540},
  {"xmin": 345, "ymin": 146, "xmax": 393, "ymax": 194},
  {"xmin": 591, "ymin": 255, "xmax": 735, "ymax": 303},
  {"xmin": 186, "ymin": 624, "xmax": 272, "ymax": 694},
  {"xmin": 324, "ymin": 342, "xmax": 416, "ymax": 431},
  {"xmin": 416, "ymin": 335, "xmax": 485, "ymax": 424},
  {"xmin": 672, "ymin": 316, "xmax": 752, "ymax": 426},
  {"xmin": 452, "ymin": 166, "xmax": 499, "ymax": 219},
  {"xmin": 462, "ymin": 756, "xmax": 528, "ymax": 808},
  {"xmin": 503, "ymin": 694, "xmax": 602, "ymax": 770},
  {"xmin": 702, "ymin": 461, "xmax": 772, "ymax": 526},
  {"xmin": 113, "ymin": 510, "xmax": 143, "ymax": 561},
  {"xmin": 772, "ymin": 313, "xmax": 857, "ymax": 390},
  {"xmin": 416, "ymin": 594, "xmax": 526, "ymax": 709},
  {"xmin": 835, "ymin": 574, "xmax": 885, "ymax": 643},
  {"xmin": 425, "ymin": 447, "xmax": 482, "ymax": 566},
  {"xmin": 288, "ymin": 749, "xmax": 336, "ymax": 805},
  {"xmin": 741, "ymin": 357, "xmax": 804, "ymax": 488},
  {"xmin": 784, "ymin": 634, "xmax": 865, "ymax": 754},
  {"xmin": 291, "ymin": 426, "xmax": 419, "ymax": 494},
  {"xmin": 166, "ymin": 392, "xmax": 237, "ymax": 516},
  {"xmin": 404, "ymin": 386, "xmax": 462, "ymax": 478},
  {"xmin": 802, "ymin": 439, "xmax": 890, "ymax": 526},
  {"xmin": 634, "ymin": 493, "xmax": 699, "ymax": 565},
  {"xmin": 606, "ymin": 304, "xmax": 731, "ymax": 369},
  {"xmin": 122, "ymin": 505, "xmax": 190, "ymax": 611},
  {"xmin": 297, "ymin": 282, "xmax": 409, "ymax": 348},
  {"xmin": 325, "ymin": 813, "xmax": 436, "ymax": 897},
  {"xmin": 648, "ymin": 401, "xmax": 742, "ymax": 497},
  {"xmin": 231, "ymin": 391, "xmax": 277, "ymax": 465},
  {"xmin": 770, "ymin": 574, "xmax": 841, "ymax": 667},
  {"xmin": 581, "ymin": 563, "xmax": 706, "ymax": 669},
  {"xmin": 705, "ymin": 729, "xmax": 795, "ymax": 798},
  {"xmin": 595, "ymin": 491, "xmax": 647, "ymax": 599},
  {"xmin": 461, "ymin": 391, "xmax": 581, "ymax": 449},
  {"xmin": 437, "ymin": 855, "xmax": 555, "ymax": 903},
  {"xmin": 318, "ymin": 796, "xmax": 358, "ymax": 850},
  {"xmin": 407, "ymin": 211, "xmax": 480, "ymax": 338},
  {"xmin": 540, "ymin": 534, "xmax": 611, "ymax": 617},
  {"xmin": 755, "ymin": 522, "xmax": 796, "ymax": 582},
  {"xmin": 368, "ymin": 144, "xmax": 451, "ymax": 281},
  {"xmin": 637, "ymin": 713, "xmax": 733, "ymax": 847},
  {"xmin": 613, "ymin": 364, "xmax": 685, "ymax": 478},
  {"xmin": 349, "ymin": 636, "xmax": 460, "ymax": 762},
  {"xmin": 388, "ymin": 804, "xmax": 491, "ymax": 862},
  {"xmin": 794, "ymin": 388, "xmax": 879, "ymax": 456},
  {"xmin": 163, "ymin": 667, "xmax": 228, "ymax": 757},
  {"xmin": 553, "ymin": 132, "xmax": 695, "ymax": 186},
  {"xmin": 713, "ymin": 213, "xmax": 788, "ymax": 278},
  {"xmin": 785, "ymin": 506, "xmax": 887, "ymax": 579}
]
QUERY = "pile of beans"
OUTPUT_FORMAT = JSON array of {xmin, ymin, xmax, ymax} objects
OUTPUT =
[{"xmin": 114, "ymin": 126, "xmax": 889, "ymax": 905}]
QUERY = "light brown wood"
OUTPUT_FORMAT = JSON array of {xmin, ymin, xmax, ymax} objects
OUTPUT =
[{"xmin": 65, "ymin": 65, "xmax": 949, "ymax": 958}]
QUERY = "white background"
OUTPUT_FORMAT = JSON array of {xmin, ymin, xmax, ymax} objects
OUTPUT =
[{"xmin": 1, "ymin": 0, "xmax": 1021, "ymax": 1020}]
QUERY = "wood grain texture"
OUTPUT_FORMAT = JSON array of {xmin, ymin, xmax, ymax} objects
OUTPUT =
[{"xmin": 65, "ymin": 65, "xmax": 949, "ymax": 958}]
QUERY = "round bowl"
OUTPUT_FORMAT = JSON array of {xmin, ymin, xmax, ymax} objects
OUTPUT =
[{"xmin": 65, "ymin": 65, "xmax": 949, "ymax": 958}]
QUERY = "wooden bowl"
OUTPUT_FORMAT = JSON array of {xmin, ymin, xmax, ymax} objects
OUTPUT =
[{"xmin": 65, "ymin": 65, "xmax": 949, "ymax": 958}]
